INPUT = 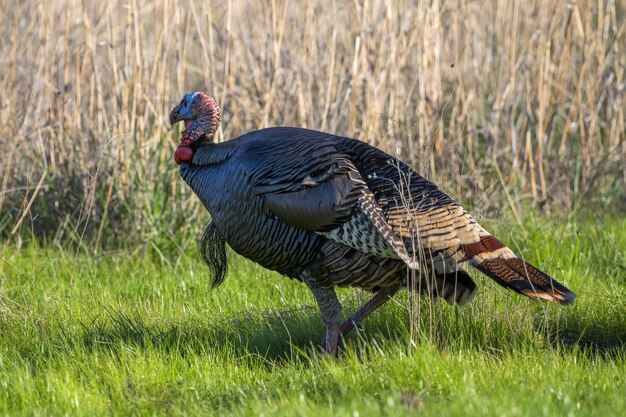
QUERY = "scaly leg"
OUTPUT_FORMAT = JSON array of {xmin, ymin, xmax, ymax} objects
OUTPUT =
[
  {"xmin": 303, "ymin": 273, "xmax": 342, "ymax": 356},
  {"xmin": 322, "ymin": 283, "xmax": 403, "ymax": 349}
]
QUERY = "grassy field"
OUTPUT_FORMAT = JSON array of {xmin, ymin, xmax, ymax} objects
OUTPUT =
[
  {"xmin": 1, "ymin": 0, "xmax": 625, "ymax": 415},
  {"xmin": 1, "ymin": 215, "xmax": 625, "ymax": 416}
]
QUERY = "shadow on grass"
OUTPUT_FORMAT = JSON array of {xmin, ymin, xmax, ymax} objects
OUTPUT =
[
  {"xmin": 80, "ymin": 305, "xmax": 329, "ymax": 362},
  {"xmin": 77, "ymin": 294, "xmax": 414, "ymax": 363},
  {"xmin": 548, "ymin": 319, "xmax": 626, "ymax": 356},
  {"xmin": 76, "ymin": 295, "xmax": 625, "ymax": 363}
]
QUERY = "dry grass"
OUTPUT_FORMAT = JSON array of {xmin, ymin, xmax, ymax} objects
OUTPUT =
[{"xmin": 1, "ymin": 0, "xmax": 624, "ymax": 248}]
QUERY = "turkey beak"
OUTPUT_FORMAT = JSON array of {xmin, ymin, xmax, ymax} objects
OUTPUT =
[{"xmin": 169, "ymin": 105, "xmax": 183, "ymax": 126}]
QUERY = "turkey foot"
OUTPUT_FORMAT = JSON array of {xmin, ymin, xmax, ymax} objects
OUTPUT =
[
  {"xmin": 322, "ymin": 283, "xmax": 403, "ymax": 351},
  {"xmin": 321, "ymin": 323, "xmax": 341, "ymax": 356},
  {"xmin": 320, "ymin": 331, "xmax": 346, "ymax": 353}
]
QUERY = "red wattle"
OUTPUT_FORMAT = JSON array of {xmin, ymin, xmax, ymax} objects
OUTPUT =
[{"xmin": 174, "ymin": 145, "xmax": 193, "ymax": 165}]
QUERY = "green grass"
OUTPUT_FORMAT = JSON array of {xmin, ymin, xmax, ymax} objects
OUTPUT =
[{"xmin": 1, "ymin": 216, "xmax": 625, "ymax": 416}]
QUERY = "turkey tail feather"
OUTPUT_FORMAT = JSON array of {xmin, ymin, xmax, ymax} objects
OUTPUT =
[{"xmin": 461, "ymin": 234, "xmax": 576, "ymax": 305}]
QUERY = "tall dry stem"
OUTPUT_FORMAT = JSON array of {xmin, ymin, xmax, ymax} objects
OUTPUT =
[{"xmin": 0, "ymin": 0, "xmax": 624, "ymax": 247}]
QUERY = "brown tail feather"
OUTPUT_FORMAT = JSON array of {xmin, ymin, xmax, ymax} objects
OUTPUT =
[
  {"xmin": 462, "ymin": 234, "xmax": 576, "ymax": 305},
  {"xmin": 475, "ymin": 258, "xmax": 575, "ymax": 305}
]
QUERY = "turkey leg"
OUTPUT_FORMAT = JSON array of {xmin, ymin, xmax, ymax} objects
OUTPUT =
[
  {"xmin": 322, "ymin": 282, "xmax": 403, "ymax": 349},
  {"xmin": 303, "ymin": 273, "xmax": 343, "ymax": 356}
]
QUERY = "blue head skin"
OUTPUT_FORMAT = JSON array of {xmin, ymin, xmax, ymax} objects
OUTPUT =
[
  {"xmin": 170, "ymin": 92, "xmax": 221, "ymax": 144},
  {"xmin": 169, "ymin": 92, "xmax": 198, "ymax": 126}
]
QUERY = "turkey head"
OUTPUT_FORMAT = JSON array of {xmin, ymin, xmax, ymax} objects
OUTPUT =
[{"xmin": 170, "ymin": 92, "xmax": 221, "ymax": 164}]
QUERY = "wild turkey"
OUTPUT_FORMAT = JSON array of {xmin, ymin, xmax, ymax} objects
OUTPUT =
[{"xmin": 170, "ymin": 92, "xmax": 575, "ymax": 355}]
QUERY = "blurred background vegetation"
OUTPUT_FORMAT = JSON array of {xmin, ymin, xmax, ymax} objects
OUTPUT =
[{"xmin": 1, "ymin": 0, "xmax": 624, "ymax": 251}]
